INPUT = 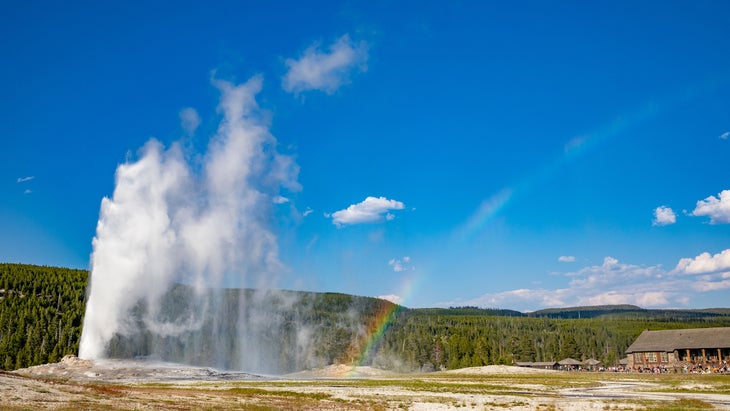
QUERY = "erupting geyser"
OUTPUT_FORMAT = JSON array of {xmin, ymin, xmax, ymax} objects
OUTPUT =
[{"xmin": 79, "ymin": 76, "xmax": 306, "ymax": 373}]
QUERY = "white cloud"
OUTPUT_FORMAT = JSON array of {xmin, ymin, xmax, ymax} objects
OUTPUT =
[
  {"xmin": 389, "ymin": 256, "xmax": 412, "ymax": 272},
  {"xmin": 558, "ymin": 256, "xmax": 575, "ymax": 263},
  {"xmin": 652, "ymin": 205, "xmax": 676, "ymax": 226},
  {"xmin": 17, "ymin": 176, "xmax": 35, "ymax": 183},
  {"xmin": 179, "ymin": 107, "xmax": 201, "ymax": 135},
  {"xmin": 377, "ymin": 294, "xmax": 402, "ymax": 305},
  {"xmin": 578, "ymin": 291, "xmax": 670, "ymax": 307},
  {"xmin": 282, "ymin": 34, "xmax": 368, "ymax": 95},
  {"xmin": 439, "ymin": 256, "xmax": 709, "ymax": 311},
  {"xmin": 691, "ymin": 190, "xmax": 730, "ymax": 224},
  {"xmin": 272, "ymin": 195, "xmax": 290, "ymax": 204},
  {"xmin": 330, "ymin": 196, "xmax": 405, "ymax": 227},
  {"xmin": 302, "ymin": 207, "xmax": 313, "ymax": 217},
  {"xmin": 566, "ymin": 257, "xmax": 663, "ymax": 289},
  {"xmin": 448, "ymin": 252, "xmax": 730, "ymax": 311},
  {"xmin": 24, "ymin": 189, "xmax": 32, "ymax": 194},
  {"xmin": 674, "ymin": 248, "xmax": 730, "ymax": 275},
  {"xmin": 691, "ymin": 278, "xmax": 730, "ymax": 292},
  {"xmin": 720, "ymin": 131, "xmax": 729, "ymax": 140},
  {"xmin": 439, "ymin": 288, "xmax": 569, "ymax": 311}
]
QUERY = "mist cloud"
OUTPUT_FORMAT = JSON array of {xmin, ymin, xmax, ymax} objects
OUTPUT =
[
  {"xmin": 179, "ymin": 107, "xmax": 201, "ymax": 135},
  {"xmin": 80, "ymin": 76, "xmax": 299, "ymax": 360}
]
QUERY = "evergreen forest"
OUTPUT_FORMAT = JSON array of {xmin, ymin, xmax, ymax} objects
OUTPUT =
[
  {"xmin": 0, "ymin": 263, "xmax": 87, "ymax": 370},
  {"xmin": 2, "ymin": 263, "xmax": 730, "ymax": 372}
]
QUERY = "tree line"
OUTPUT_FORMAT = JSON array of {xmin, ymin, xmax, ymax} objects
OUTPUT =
[
  {"xmin": 0, "ymin": 263, "xmax": 87, "ymax": 370},
  {"xmin": 368, "ymin": 309, "xmax": 730, "ymax": 371},
  {"xmin": 2, "ymin": 263, "xmax": 730, "ymax": 372}
]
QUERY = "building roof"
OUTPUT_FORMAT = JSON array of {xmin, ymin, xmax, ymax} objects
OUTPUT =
[
  {"xmin": 626, "ymin": 327, "xmax": 730, "ymax": 353},
  {"xmin": 514, "ymin": 361, "xmax": 557, "ymax": 367},
  {"xmin": 558, "ymin": 358, "xmax": 582, "ymax": 365},
  {"xmin": 583, "ymin": 358, "xmax": 601, "ymax": 365}
]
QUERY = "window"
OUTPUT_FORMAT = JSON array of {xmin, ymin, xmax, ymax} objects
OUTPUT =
[
  {"xmin": 634, "ymin": 353, "xmax": 642, "ymax": 362},
  {"xmin": 646, "ymin": 352, "xmax": 657, "ymax": 362},
  {"xmin": 660, "ymin": 352, "xmax": 668, "ymax": 362}
]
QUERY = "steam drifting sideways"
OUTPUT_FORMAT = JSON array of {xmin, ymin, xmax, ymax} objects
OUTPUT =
[{"xmin": 79, "ymin": 76, "xmax": 308, "ymax": 373}]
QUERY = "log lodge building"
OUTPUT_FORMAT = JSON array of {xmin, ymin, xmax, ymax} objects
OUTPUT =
[{"xmin": 625, "ymin": 327, "xmax": 730, "ymax": 370}]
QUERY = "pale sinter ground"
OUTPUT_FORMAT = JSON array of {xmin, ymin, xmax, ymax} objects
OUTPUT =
[{"xmin": 2, "ymin": 356, "xmax": 729, "ymax": 410}]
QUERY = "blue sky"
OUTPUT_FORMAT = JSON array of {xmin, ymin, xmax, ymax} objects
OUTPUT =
[{"xmin": 2, "ymin": 1, "xmax": 730, "ymax": 311}]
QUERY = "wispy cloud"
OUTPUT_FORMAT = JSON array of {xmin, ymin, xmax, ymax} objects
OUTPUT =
[
  {"xmin": 179, "ymin": 107, "xmax": 201, "ymax": 135},
  {"xmin": 438, "ymin": 251, "xmax": 730, "ymax": 311},
  {"xmin": 389, "ymin": 256, "xmax": 413, "ymax": 272},
  {"xmin": 691, "ymin": 189, "xmax": 730, "ymax": 224},
  {"xmin": 442, "ymin": 288, "xmax": 571, "ymax": 311},
  {"xmin": 24, "ymin": 189, "xmax": 32, "ymax": 195},
  {"xmin": 564, "ymin": 135, "xmax": 587, "ymax": 153},
  {"xmin": 652, "ymin": 205, "xmax": 676, "ymax": 226},
  {"xmin": 330, "ymin": 196, "xmax": 405, "ymax": 227},
  {"xmin": 282, "ymin": 34, "xmax": 368, "ymax": 95},
  {"xmin": 691, "ymin": 273, "xmax": 730, "ymax": 292},
  {"xmin": 558, "ymin": 256, "xmax": 575, "ymax": 263},
  {"xmin": 720, "ymin": 131, "xmax": 729, "ymax": 140},
  {"xmin": 457, "ymin": 188, "xmax": 512, "ymax": 239},
  {"xmin": 302, "ymin": 207, "xmax": 313, "ymax": 217},
  {"xmin": 17, "ymin": 176, "xmax": 35, "ymax": 183}
]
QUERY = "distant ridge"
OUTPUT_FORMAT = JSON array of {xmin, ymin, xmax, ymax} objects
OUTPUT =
[
  {"xmin": 410, "ymin": 306, "xmax": 525, "ymax": 317},
  {"xmin": 406, "ymin": 304, "xmax": 730, "ymax": 320},
  {"xmin": 528, "ymin": 304, "xmax": 730, "ymax": 319}
]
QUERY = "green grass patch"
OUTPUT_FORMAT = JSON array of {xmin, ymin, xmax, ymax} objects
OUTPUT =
[
  {"xmin": 224, "ymin": 387, "xmax": 332, "ymax": 401},
  {"xmin": 643, "ymin": 398, "xmax": 715, "ymax": 410}
]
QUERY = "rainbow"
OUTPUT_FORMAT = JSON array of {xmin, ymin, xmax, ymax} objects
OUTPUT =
[
  {"xmin": 345, "ymin": 275, "xmax": 419, "ymax": 375},
  {"xmin": 352, "ymin": 299, "xmax": 403, "ymax": 368}
]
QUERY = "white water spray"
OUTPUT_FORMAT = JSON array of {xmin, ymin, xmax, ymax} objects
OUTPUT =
[{"xmin": 79, "ymin": 76, "xmax": 302, "ymax": 371}]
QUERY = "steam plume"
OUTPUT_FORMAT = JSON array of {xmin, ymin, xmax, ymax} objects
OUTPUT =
[{"xmin": 79, "ymin": 76, "xmax": 300, "ymax": 367}]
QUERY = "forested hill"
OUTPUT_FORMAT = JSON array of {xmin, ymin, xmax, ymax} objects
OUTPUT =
[
  {"xmin": 3, "ymin": 263, "xmax": 730, "ymax": 373},
  {"xmin": 0, "ymin": 263, "xmax": 87, "ymax": 370},
  {"xmin": 373, "ymin": 306, "xmax": 730, "ymax": 371}
]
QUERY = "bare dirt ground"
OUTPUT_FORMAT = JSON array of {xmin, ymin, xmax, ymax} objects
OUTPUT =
[{"xmin": 2, "ymin": 356, "xmax": 730, "ymax": 410}]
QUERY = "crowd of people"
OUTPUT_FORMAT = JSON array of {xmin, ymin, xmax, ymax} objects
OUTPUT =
[{"xmin": 632, "ymin": 362, "xmax": 730, "ymax": 374}]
